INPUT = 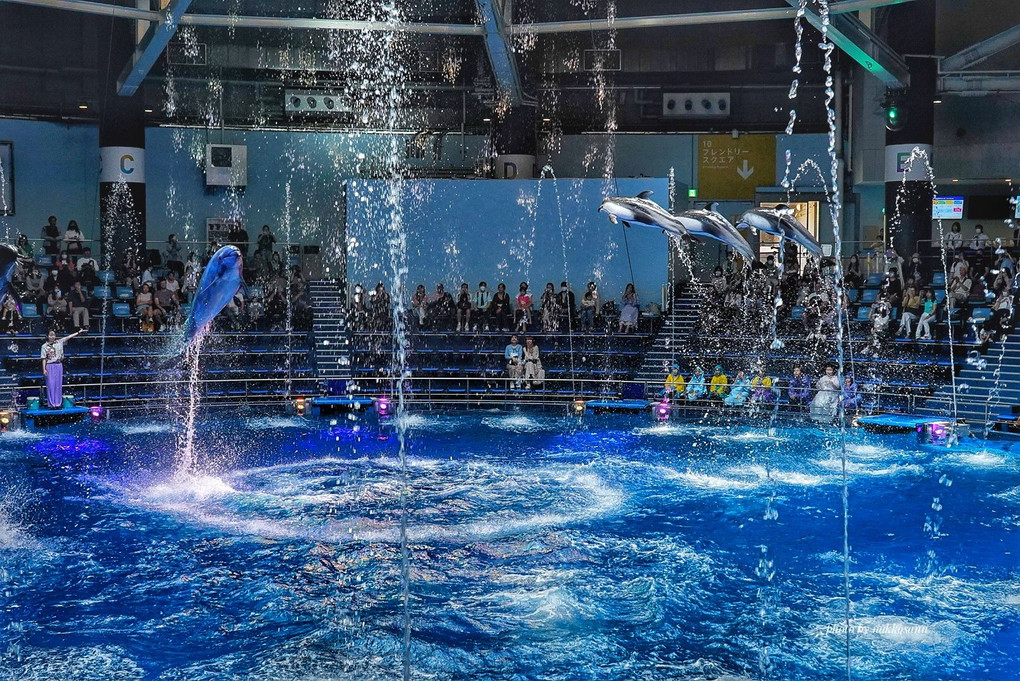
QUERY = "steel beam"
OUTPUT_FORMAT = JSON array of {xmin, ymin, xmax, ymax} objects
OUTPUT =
[
  {"xmin": 783, "ymin": 0, "xmax": 910, "ymax": 88},
  {"xmin": 116, "ymin": 0, "xmax": 193, "ymax": 96},
  {"xmin": 939, "ymin": 73, "xmax": 1020, "ymax": 95},
  {"xmin": 940, "ymin": 23, "xmax": 1020, "ymax": 73},
  {"xmin": 476, "ymin": 0, "xmax": 523, "ymax": 105},
  {"xmin": 0, "ymin": 0, "xmax": 157, "ymax": 20}
]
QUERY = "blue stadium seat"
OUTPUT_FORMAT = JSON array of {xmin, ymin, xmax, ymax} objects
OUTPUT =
[
  {"xmin": 931, "ymin": 271, "xmax": 946, "ymax": 287},
  {"xmin": 856, "ymin": 305, "xmax": 872, "ymax": 322},
  {"xmin": 97, "ymin": 270, "xmax": 115, "ymax": 284},
  {"xmin": 846, "ymin": 289, "xmax": 860, "ymax": 303},
  {"xmin": 92, "ymin": 285, "xmax": 113, "ymax": 300},
  {"xmin": 865, "ymin": 273, "xmax": 883, "ymax": 287},
  {"xmin": 21, "ymin": 305, "xmax": 40, "ymax": 319},
  {"xmin": 112, "ymin": 302, "xmax": 133, "ymax": 331},
  {"xmin": 115, "ymin": 286, "xmax": 134, "ymax": 300},
  {"xmin": 790, "ymin": 306, "xmax": 805, "ymax": 321},
  {"xmin": 860, "ymin": 289, "xmax": 879, "ymax": 304}
]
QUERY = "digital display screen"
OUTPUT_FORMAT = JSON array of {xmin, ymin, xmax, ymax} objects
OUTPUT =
[{"xmin": 932, "ymin": 196, "xmax": 964, "ymax": 220}]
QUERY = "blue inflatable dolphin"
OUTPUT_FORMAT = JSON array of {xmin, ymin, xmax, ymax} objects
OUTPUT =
[
  {"xmin": 182, "ymin": 245, "xmax": 247, "ymax": 345},
  {"xmin": 0, "ymin": 244, "xmax": 21, "ymax": 309}
]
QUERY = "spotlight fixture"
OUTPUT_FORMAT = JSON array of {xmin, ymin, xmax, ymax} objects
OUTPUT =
[
  {"xmin": 0, "ymin": 411, "xmax": 10, "ymax": 431},
  {"xmin": 652, "ymin": 399, "xmax": 671, "ymax": 421},
  {"xmin": 89, "ymin": 405, "xmax": 103, "ymax": 420},
  {"xmin": 376, "ymin": 395, "xmax": 392, "ymax": 418},
  {"xmin": 482, "ymin": 117, "xmax": 492, "ymax": 122},
  {"xmin": 882, "ymin": 89, "xmax": 907, "ymax": 131},
  {"xmin": 570, "ymin": 399, "xmax": 586, "ymax": 416},
  {"xmin": 295, "ymin": 396, "xmax": 307, "ymax": 417},
  {"xmin": 77, "ymin": 102, "xmax": 89, "ymax": 110}
]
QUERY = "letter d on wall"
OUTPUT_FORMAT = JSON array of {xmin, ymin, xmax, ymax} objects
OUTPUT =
[
  {"xmin": 100, "ymin": 146, "xmax": 146, "ymax": 184},
  {"xmin": 495, "ymin": 154, "xmax": 536, "ymax": 179}
]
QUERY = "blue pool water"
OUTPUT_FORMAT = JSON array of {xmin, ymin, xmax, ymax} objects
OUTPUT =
[{"xmin": 1, "ymin": 412, "xmax": 1018, "ymax": 680}]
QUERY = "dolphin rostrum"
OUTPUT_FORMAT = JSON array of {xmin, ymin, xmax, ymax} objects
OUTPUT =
[
  {"xmin": 737, "ymin": 204, "xmax": 821, "ymax": 258},
  {"xmin": 599, "ymin": 192, "xmax": 757, "ymax": 263},
  {"xmin": 0, "ymin": 245, "xmax": 21, "ymax": 310},
  {"xmin": 182, "ymin": 245, "xmax": 248, "ymax": 345}
]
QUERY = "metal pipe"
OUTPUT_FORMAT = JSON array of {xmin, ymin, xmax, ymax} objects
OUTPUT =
[
  {"xmin": 0, "ymin": 0, "xmax": 157, "ymax": 20},
  {"xmin": 177, "ymin": 14, "xmax": 482, "ymax": 35},
  {"xmin": 512, "ymin": 0, "xmax": 915, "ymax": 35}
]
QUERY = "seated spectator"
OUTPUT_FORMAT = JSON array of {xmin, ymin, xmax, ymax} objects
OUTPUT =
[
  {"xmin": 896, "ymin": 286, "xmax": 922, "ymax": 338},
  {"xmin": 949, "ymin": 252, "xmax": 968, "ymax": 280},
  {"xmin": 135, "ymin": 282, "xmax": 157, "ymax": 332},
  {"xmin": 619, "ymin": 283, "xmax": 639, "ymax": 333},
  {"xmin": 154, "ymin": 278, "xmax": 179, "ymax": 330},
  {"xmin": 788, "ymin": 366, "xmax": 812, "ymax": 408},
  {"xmin": 710, "ymin": 266, "xmax": 727, "ymax": 302},
  {"xmin": 522, "ymin": 336, "xmax": 545, "ymax": 389},
  {"xmin": 984, "ymin": 289, "xmax": 1014, "ymax": 337},
  {"xmin": 428, "ymin": 283, "xmax": 455, "ymax": 330},
  {"xmin": 41, "ymin": 216, "xmax": 61, "ymax": 255},
  {"xmin": 228, "ymin": 223, "xmax": 249, "ymax": 258},
  {"xmin": 514, "ymin": 282, "xmax": 532, "ymax": 332},
  {"xmin": 47, "ymin": 289, "xmax": 70, "ymax": 331},
  {"xmin": 24, "ymin": 266, "xmax": 45, "ymax": 317},
  {"xmin": 67, "ymin": 280, "xmax": 89, "ymax": 330},
  {"xmin": 709, "ymin": 365, "xmax": 728, "ymax": 399},
  {"xmin": 257, "ymin": 224, "xmax": 276, "ymax": 253},
  {"xmin": 663, "ymin": 362, "xmax": 685, "ymax": 398},
  {"xmin": 841, "ymin": 373, "xmax": 860, "ymax": 412},
  {"xmin": 15, "ymin": 233, "xmax": 33, "ymax": 269},
  {"xmin": 810, "ymin": 365, "xmax": 841, "ymax": 423},
  {"xmin": 723, "ymin": 285, "xmax": 743, "ymax": 321},
  {"xmin": 723, "ymin": 370, "xmax": 751, "ymax": 406},
  {"xmin": 140, "ymin": 265, "xmax": 155, "ymax": 288},
  {"xmin": 556, "ymin": 282, "xmax": 576, "ymax": 330},
  {"xmin": 881, "ymin": 268, "xmax": 902, "ymax": 310},
  {"xmin": 904, "ymin": 252, "xmax": 927, "ymax": 288},
  {"xmin": 540, "ymin": 282, "xmax": 561, "ymax": 332},
  {"xmin": 56, "ymin": 259, "xmax": 77, "ymax": 294},
  {"xmin": 749, "ymin": 367, "xmax": 775, "ymax": 404},
  {"xmin": 291, "ymin": 268, "xmax": 310, "ymax": 316},
  {"xmin": 915, "ymin": 289, "xmax": 938, "ymax": 340},
  {"xmin": 473, "ymin": 281, "xmax": 491, "ymax": 331},
  {"xmin": 181, "ymin": 264, "xmax": 199, "ymax": 302},
  {"xmin": 867, "ymin": 295, "xmax": 892, "ymax": 353},
  {"xmin": 844, "ymin": 253, "xmax": 863, "ymax": 291},
  {"xmin": 223, "ymin": 293, "xmax": 244, "ymax": 330},
  {"xmin": 0, "ymin": 294, "xmax": 21, "ymax": 335},
  {"xmin": 685, "ymin": 366, "xmax": 707, "ymax": 400},
  {"xmin": 505, "ymin": 334, "xmax": 523, "ymax": 388},
  {"xmin": 948, "ymin": 271, "xmax": 972, "ymax": 312},
  {"xmin": 410, "ymin": 284, "xmax": 427, "ymax": 328},
  {"xmin": 456, "ymin": 282, "xmax": 472, "ymax": 332},
  {"xmin": 76, "ymin": 247, "xmax": 99, "ymax": 287},
  {"xmin": 350, "ymin": 283, "xmax": 368, "ymax": 330},
  {"xmin": 63, "ymin": 220, "xmax": 85, "ymax": 257},
  {"xmin": 579, "ymin": 283, "xmax": 599, "ymax": 332},
  {"xmin": 371, "ymin": 282, "xmax": 391, "ymax": 331},
  {"xmin": 165, "ymin": 270, "xmax": 181, "ymax": 296},
  {"xmin": 489, "ymin": 283, "xmax": 512, "ymax": 332}
]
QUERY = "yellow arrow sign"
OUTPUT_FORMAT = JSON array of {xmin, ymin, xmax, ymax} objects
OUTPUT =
[{"xmin": 698, "ymin": 134, "xmax": 776, "ymax": 200}]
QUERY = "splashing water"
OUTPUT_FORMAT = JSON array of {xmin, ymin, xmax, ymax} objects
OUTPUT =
[{"xmin": 176, "ymin": 335, "xmax": 206, "ymax": 478}]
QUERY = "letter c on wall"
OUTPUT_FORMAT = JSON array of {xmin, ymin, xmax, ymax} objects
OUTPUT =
[{"xmin": 120, "ymin": 154, "xmax": 135, "ymax": 175}]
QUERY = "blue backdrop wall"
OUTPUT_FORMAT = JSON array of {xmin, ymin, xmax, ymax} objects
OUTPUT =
[{"xmin": 345, "ymin": 178, "xmax": 671, "ymax": 308}]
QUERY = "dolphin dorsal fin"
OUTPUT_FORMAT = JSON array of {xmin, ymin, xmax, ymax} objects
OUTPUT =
[
  {"xmin": 637, "ymin": 190, "xmax": 654, "ymax": 199},
  {"xmin": 775, "ymin": 203, "xmax": 793, "ymax": 214},
  {"xmin": 707, "ymin": 201, "xmax": 720, "ymax": 212}
]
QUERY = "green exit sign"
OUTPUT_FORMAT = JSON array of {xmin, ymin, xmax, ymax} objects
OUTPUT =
[{"xmin": 688, "ymin": 188, "xmax": 698, "ymax": 198}]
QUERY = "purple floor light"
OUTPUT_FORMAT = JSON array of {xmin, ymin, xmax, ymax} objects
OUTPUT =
[
  {"xmin": 376, "ymin": 396, "xmax": 392, "ymax": 418},
  {"xmin": 89, "ymin": 405, "xmax": 103, "ymax": 419},
  {"xmin": 653, "ymin": 399, "xmax": 671, "ymax": 421}
]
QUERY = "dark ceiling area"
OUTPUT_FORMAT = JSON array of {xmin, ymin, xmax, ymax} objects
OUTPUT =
[{"xmin": 5, "ymin": 0, "xmax": 1012, "ymax": 137}]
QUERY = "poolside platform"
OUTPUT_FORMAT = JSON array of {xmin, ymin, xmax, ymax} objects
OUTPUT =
[
  {"xmin": 585, "ymin": 399, "xmax": 653, "ymax": 413},
  {"xmin": 311, "ymin": 396, "xmax": 376, "ymax": 416},
  {"xmin": 856, "ymin": 413, "xmax": 952, "ymax": 434},
  {"xmin": 21, "ymin": 405, "xmax": 90, "ymax": 428}
]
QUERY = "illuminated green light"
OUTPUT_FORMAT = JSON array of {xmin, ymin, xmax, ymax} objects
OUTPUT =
[{"xmin": 688, "ymin": 188, "xmax": 697, "ymax": 198}]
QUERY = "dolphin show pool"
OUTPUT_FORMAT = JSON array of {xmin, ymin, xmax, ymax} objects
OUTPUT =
[{"xmin": 1, "ymin": 411, "xmax": 1017, "ymax": 680}]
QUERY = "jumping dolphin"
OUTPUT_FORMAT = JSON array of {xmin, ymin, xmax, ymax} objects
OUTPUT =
[
  {"xmin": 599, "ymin": 192, "xmax": 757, "ymax": 263},
  {"xmin": 0, "ymin": 245, "xmax": 21, "ymax": 309},
  {"xmin": 737, "ymin": 204, "xmax": 821, "ymax": 258},
  {"xmin": 182, "ymin": 245, "xmax": 247, "ymax": 345}
]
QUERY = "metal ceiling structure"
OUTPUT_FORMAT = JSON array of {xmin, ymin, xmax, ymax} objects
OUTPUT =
[
  {"xmin": 940, "ymin": 22, "xmax": 1020, "ymax": 73},
  {"xmin": 117, "ymin": 0, "xmax": 193, "ymax": 95},
  {"xmin": 476, "ymin": 0, "xmax": 525, "ymax": 106}
]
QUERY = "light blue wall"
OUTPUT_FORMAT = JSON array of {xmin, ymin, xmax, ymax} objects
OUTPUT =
[
  {"xmin": 346, "ymin": 178, "xmax": 670, "ymax": 306},
  {"xmin": 0, "ymin": 118, "xmax": 100, "ymax": 242}
]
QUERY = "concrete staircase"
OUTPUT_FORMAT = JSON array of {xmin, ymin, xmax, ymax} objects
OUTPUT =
[
  {"xmin": 922, "ymin": 331, "xmax": 1020, "ymax": 433},
  {"xmin": 308, "ymin": 279, "xmax": 351, "ymax": 388},
  {"xmin": 633, "ymin": 286, "xmax": 704, "ymax": 397}
]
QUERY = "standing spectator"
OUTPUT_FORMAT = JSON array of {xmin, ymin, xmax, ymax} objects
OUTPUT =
[
  {"xmin": 619, "ymin": 283, "xmax": 639, "ymax": 333},
  {"xmin": 944, "ymin": 222, "xmax": 964, "ymax": 253},
  {"xmin": 788, "ymin": 366, "xmax": 812, "ymax": 408},
  {"xmin": 557, "ymin": 281, "xmax": 576, "ymax": 330},
  {"xmin": 63, "ymin": 220, "xmax": 85, "ymax": 257},
  {"xmin": 522, "ymin": 336, "xmax": 545, "ymax": 389},
  {"xmin": 844, "ymin": 253, "xmax": 863, "ymax": 291},
  {"xmin": 579, "ymin": 282, "xmax": 599, "ymax": 332},
  {"xmin": 350, "ymin": 283, "xmax": 368, "ymax": 330},
  {"xmin": 164, "ymin": 234, "xmax": 184, "ymax": 277},
  {"xmin": 56, "ymin": 258, "xmax": 77, "ymax": 294},
  {"xmin": 67, "ymin": 280, "xmax": 90, "ymax": 330},
  {"xmin": 810, "ymin": 365, "xmax": 841, "ymax": 423},
  {"xmin": 489, "ymin": 283, "xmax": 512, "ymax": 332},
  {"xmin": 915, "ymin": 289, "xmax": 938, "ymax": 340},
  {"xmin": 504, "ymin": 334, "xmax": 524, "ymax": 388},
  {"xmin": 257, "ymin": 224, "xmax": 276, "ymax": 253},
  {"xmin": 228, "ymin": 223, "xmax": 249, "ymax": 258},
  {"xmin": 41, "ymin": 216, "xmax": 61, "ymax": 255},
  {"xmin": 473, "ymin": 281, "xmax": 490, "ymax": 331},
  {"xmin": 76, "ymin": 247, "xmax": 99, "ymax": 287},
  {"xmin": 41, "ymin": 328, "xmax": 84, "ymax": 409},
  {"xmin": 539, "ymin": 282, "xmax": 560, "ymax": 332},
  {"xmin": 904, "ymin": 253, "xmax": 928, "ymax": 288},
  {"xmin": 710, "ymin": 266, "xmax": 728, "ymax": 302},
  {"xmin": 456, "ymin": 282, "xmax": 472, "ymax": 332},
  {"xmin": 970, "ymin": 224, "xmax": 991, "ymax": 251},
  {"xmin": 372, "ymin": 282, "xmax": 391, "ymax": 331},
  {"xmin": 514, "ymin": 282, "xmax": 532, "ymax": 332}
]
